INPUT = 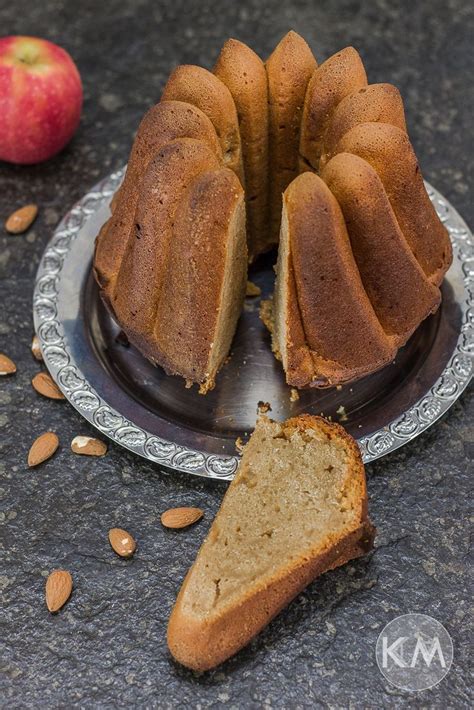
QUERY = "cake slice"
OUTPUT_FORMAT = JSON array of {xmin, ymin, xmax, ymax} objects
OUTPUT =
[{"xmin": 167, "ymin": 415, "xmax": 375, "ymax": 671}]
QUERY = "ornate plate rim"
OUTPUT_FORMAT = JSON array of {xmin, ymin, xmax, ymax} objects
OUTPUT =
[{"xmin": 33, "ymin": 169, "xmax": 473, "ymax": 479}]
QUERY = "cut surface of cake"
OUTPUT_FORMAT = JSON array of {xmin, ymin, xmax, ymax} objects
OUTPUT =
[
  {"xmin": 94, "ymin": 30, "xmax": 452, "ymax": 392},
  {"xmin": 167, "ymin": 414, "xmax": 375, "ymax": 671}
]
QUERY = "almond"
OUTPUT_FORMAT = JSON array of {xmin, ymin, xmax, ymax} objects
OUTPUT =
[
  {"xmin": 45, "ymin": 569, "xmax": 73, "ymax": 612},
  {"xmin": 71, "ymin": 436, "xmax": 107, "ymax": 457},
  {"xmin": 0, "ymin": 353, "xmax": 16, "ymax": 375},
  {"xmin": 161, "ymin": 507, "xmax": 204, "ymax": 529},
  {"xmin": 31, "ymin": 372, "xmax": 65, "ymax": 400},
  {"xmin": 5, "ymin": 204, "xmax": 38, "ymax": 234},
  {"xmin": 108, "ymin": 528, "xmax": 137, "ymax": 558},
  {"xmin": 28, "ymin": 432, "xmax": 59, "ymax": 467},
  {"xmin": 31, "ymin": 335, "xmax": 43, "ymax": 361}
]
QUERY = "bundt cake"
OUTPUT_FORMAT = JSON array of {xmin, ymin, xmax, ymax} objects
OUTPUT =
[{"xmin": 94, "ymin": 31, "xmax": 452, "ymax": 392}]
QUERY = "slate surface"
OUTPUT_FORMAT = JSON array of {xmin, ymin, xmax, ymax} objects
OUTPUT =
[{"xmin": 0, "ymin": 0, "xmax": 472, "ymax": 707}]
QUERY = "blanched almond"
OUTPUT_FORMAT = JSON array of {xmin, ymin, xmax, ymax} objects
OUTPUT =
[
  {"xmin": 108, "ymin": 528, "xmax": 136, "ymax": 558},
  {"xmin": 31, "ymin": 335, "xmax": 43, "ymax": 361},
  {"xmin": 5, "ymin": 204, "xmax": 38, "ymax": 234},
  {"xmin": 161, "ymin": 507, "xmax": 204, "ymax": 529},
  {"xmin": 28, "ymin": 432, "xmax": 59, "ymax": 467},
  {"xmin": 32, "ymin": 372, "xmax": 65, "ymax": 400},
  {"xmin": 0, "ymin": 353, "xmax": 16, "ymax": 375},
  {"xmin": 71, "ymin": 436, "xmax": 107, "ymax": 457},
  {"xmin": 45, "ymin": 569, "xmax": 73, "ymax": 612}
]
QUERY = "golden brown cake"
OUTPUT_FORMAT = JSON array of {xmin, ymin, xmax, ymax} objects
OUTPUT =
[
  {"xmin": 299, "ymin": 47, "xmax": 367, "ymax": 173},
  {"xmin": 96, "ymin": 137, "xmax": 246, "ymax": 393},
  {"xmin": 320, "ymin": 82, "xmax": 407, "ymax": 167},
  {"xmin": 94, "ymin": 100, "xmax": 222, "ymax": 293},
  {"xmin": 167, "ymin": 414, "xmax": 375, "ymax": 671},
  {"xmin": 161, "ymin": 64, "xmax": 244, "ymax": 183},
  {"xmin": 333, "ymin": 122, "xmax": 452, "ymax": 285},
  {"xmin": 266, "ymin": 31, "xmax": 317, "ymax": 245},
  {"xmin": 214, "ymin": 38, "xmax": 269, "ymax": 261},
  {"xmin": 266, "ymin": 172, "xmax": 396, "ymax": 388},
  {"xmin": 322, "ymin": 153, "xmax": 441, "ymax": 346},
  {"xmin": 94, "ymin": 31, "xmax": 452, "ymax": 392}
]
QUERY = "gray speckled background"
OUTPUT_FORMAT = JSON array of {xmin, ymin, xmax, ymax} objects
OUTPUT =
[{"xmin": 1, "ymin": 0, "xmax": 473, "ymax": 707}]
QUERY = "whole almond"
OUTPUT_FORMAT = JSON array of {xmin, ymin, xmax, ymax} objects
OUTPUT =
[
  {"xmin": 32, "ymin": 372, "xmax": 65, "ymax": 400},
  {"xmin": 28, "ymin": 432, "xmax": 59, "ymax": 467},
  {"xmin": 0, "ymin": 353, "xmax": 16, "ymax": 375},
  {"xmin": 45, "ymin": 569, "xmax": 73, "ymax": 612},
  {"xmin": 31, "ymin": 335, "xmax": 43, "ymax": 361},
  {"xmin": 5, "ymin": 204, "xmax": 38, "ymax": 234},
  {"xmin": 161, "ymin": 507, "xmax": 204, "ymax": 529},
  {"xmin": 108, "ymin": 528, "xmax": 137, "ymax": 558},
  {"xmin": 71, "ymin": 436, "xmax": 107, "ymax": 457}
]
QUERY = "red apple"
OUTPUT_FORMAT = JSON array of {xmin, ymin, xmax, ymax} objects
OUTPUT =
[{"xmin": 0, "ymin": 36, "xmax": 83, "ymax": 164}]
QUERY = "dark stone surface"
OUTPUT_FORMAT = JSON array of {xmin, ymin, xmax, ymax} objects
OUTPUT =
[{"xmin": 0, "ymin": 0, "xmax": 472, "ymax": 706}]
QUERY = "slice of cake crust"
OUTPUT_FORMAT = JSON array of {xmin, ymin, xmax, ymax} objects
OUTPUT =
[{"xmin": 167, "ymin": 414, "xmax": 375, "ymax": 671}]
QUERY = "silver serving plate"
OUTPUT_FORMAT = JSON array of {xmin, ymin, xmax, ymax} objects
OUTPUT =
[{"xmin": 33, "ymin": 169, "xmax": 473, "ymax": 479}]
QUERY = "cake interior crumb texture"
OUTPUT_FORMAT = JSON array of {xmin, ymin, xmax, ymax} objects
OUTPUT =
[{"xmin": 180, "ymin": 416, "xmax": 365, "ymax": 617}]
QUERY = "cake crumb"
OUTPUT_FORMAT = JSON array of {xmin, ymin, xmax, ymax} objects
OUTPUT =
[
  {"xmin": 290, "ymin": 388, "xmax": 299, "ymax": 402},
  {"xmin": 235, "ymin": 437, "xmax": 245, "ymax": 453},
  {"xmin": 336, "ymin": 405, "xmax": 348, "ymax": 422},
  {"xmin": 246, "ymin": 280, "xmax": 261, "ymax": 297},
  {"xmin": 336, "ymin": 385, "xmax": 342, "ymax": 391},
  {"xmin": 257, "ymin": 401, "xmax": 272, "ymax": 414}
]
